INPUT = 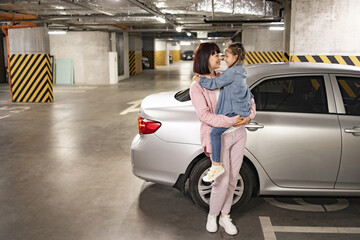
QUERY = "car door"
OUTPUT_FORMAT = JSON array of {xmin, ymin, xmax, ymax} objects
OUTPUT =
[
  {"xmin": 246, "ymin": 74, "xmax": 341, "ymax": 188},
  {"xmin": 331, "ymin": 75, "xmax": 360, "ymax": 189}
]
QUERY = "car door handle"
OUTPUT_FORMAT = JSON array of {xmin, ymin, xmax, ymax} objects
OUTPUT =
[
  {"xmin": 245, "ymin": 122, "xmax": 264, "ymax": 131},
  {"xmin": 344, "ymin": 127, "xmax": 360, "ymax": 136}
]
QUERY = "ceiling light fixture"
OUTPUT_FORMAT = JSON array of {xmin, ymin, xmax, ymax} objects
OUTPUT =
[
  {"xmin": 155, "ymin": 16, "xmax": 166, "ymax": 23},
  {"xmin": 176, "ymin": 26, "xmax": 182, "ymax": 32},
  {"xmin": 48, "ymin": 30, "xmax": 67, "ymax": 35},
  {"xmin": 180, "ymin": 41, "xmax": 191, "ymax": 46},
  {"xmin": 186, "ymin": 32, "xmax": 191, "ymax": 36}
]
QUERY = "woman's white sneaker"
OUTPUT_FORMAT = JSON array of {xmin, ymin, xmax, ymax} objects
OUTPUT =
[
  {"xmin": 219, "ymin": 215, "xmax": 238, "ymax": 235},
  {"xmin": 206, "ymin": 214, "xmax": 218, "ymax": 233}
]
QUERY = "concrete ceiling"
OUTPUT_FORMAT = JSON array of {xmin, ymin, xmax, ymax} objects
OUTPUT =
[{"xmin": 0, "ymin": 0, "xmax": 285, "ymax": 39}]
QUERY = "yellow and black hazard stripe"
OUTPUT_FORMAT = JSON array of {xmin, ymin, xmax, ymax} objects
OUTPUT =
[
  {"xmin": 142, "ymin": 51, "xmax": 154, "ymax": 69},
  {"xmin": 10, "ymin": 54, "xmax": 53, "ymax": 103},
  {"xmin": 129, "ymin": 51, "xmax": 136, "ymax": 75},
  {"xmin": 246, "ymin": 51, "xmax": 284, "ymax": 64},
  {"xmin": 246, "ymin": 52, "xmax": 360, "ymax": 67},
  {"xmin": 291, "ymin": 55, "xmax": 360, "ymax": 67}
]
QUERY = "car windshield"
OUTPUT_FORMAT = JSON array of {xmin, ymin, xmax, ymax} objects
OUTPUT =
[
  {"xmin": 174, "ymin": 88, "xmax": 191, "ymax": 102},
  {"xmin": 184, "ymin": 51, "xmax": 194, "ymax": 54}
]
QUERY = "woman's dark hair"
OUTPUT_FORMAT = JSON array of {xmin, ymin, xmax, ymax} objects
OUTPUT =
[
  {"xmin": 226, "ymin": 42, "xmax": 246, "ymax": 68},
  {"xmin": 193, "ymin": 42, "xmax": 220, "ymax": 75}
]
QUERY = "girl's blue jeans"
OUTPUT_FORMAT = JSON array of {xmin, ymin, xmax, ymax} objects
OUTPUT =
[{"xmin": 210, "ymin": 113, "xmax": 237, "ymax": 163}]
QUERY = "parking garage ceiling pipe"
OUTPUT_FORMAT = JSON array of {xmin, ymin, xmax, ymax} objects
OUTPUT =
[
  {"xmin": 59, "ymin": 0, "xmax": 115, "ymax": 16},
  {"xmin": 203, "ymin": 18, "xmax": 282, "ymax": 24},
  {"xmin": 127, "ymin": 0, "xmax": 178, "ymax": 28},
  {"xmin": 0, "ymin": 11, "xmax": 37, "ymax": 21}
]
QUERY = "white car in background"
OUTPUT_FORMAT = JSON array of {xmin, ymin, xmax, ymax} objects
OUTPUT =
[{"xmin": 131, "ymin": 62, "xmax": 360, "ymax": 211}]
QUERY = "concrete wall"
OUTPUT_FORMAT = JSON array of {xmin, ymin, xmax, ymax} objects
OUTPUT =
[
  {"xmin": 242, "ymin": 27, "xmax": 284, "ymax": 51},
  {"xmin": 290, "ymin": 0, "xmax": 360, "ymax": 55},
  {"xmin": 50, "ymin": 32, "xmax": 110, "ymax": 85},
  {"xmin": 8, "ymin": 27, "xmax": 50, "ymax": 54}
]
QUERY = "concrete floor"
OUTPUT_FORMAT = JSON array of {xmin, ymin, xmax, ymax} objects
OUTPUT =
[{"xmin": 1, "ymin": 61, "xmax": 360, "ymax": 240}]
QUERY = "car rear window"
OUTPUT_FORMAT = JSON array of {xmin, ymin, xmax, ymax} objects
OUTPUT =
[{"xmin": 174, "ymin": 88, "xmax": 191, "ymax": 102}]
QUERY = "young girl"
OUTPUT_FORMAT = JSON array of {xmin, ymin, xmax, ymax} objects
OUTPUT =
[{"xmin": 194, "ymin": 42, "xmax": 253, "ymax": 182}]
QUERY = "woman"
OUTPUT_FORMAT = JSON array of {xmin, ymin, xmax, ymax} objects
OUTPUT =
[{"xmin": 189, "ymin": 42, "xmax": 256, "ymax": 236}]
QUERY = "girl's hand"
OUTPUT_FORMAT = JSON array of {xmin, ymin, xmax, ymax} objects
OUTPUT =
[
  {"xmin": 193, "ymin": 75, "xmax": 200, "ymax": 82},
  {"xmin": 234, "ymin": 116, "xmax": 251, "ymax": 126}
]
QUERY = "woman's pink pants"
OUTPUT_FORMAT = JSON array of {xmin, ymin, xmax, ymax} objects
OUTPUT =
[{"xmin": 209, "ymin": 126, "xmax": 247, "ymax": 216}]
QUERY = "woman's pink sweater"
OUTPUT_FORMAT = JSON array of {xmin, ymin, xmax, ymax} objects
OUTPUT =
[{"xmin": 190, "ymin": 81, "xmax": 256, "ymax": 156}]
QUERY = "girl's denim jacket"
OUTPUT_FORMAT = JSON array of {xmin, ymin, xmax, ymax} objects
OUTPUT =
[{"xmin": 199, "ymin": 64, "xmax": 253, "ymax": 117}]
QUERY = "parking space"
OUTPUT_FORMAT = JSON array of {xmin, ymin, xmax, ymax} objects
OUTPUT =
[{"xmin": 1, "ymin": 61, "xmax": 360, "ymax": 240}]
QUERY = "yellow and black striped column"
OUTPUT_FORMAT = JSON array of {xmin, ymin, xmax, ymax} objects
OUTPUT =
[
  {"xmin": 129, "ymin": 51, "xmax": 136, "ymax": 76},
  {"xmin": 10, "ymin": 54, "xmax": 53, "ymax": 103}
]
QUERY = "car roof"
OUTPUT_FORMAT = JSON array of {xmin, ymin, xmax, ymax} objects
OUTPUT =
[{"xmin": 246, "ymin": 62, "xmax": 360, "ymax": 85}]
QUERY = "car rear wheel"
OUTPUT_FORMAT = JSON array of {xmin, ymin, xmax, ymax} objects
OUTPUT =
[{"xmin": 189, "ymin": 157, "xmax": 254, "ymax": 212}]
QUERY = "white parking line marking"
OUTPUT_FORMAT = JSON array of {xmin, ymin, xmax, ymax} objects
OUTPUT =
[
  {"xmin": 0, "ymin": 106, "xmax": 31, "ymax": 113},
  {"xmin": 119, "ymin": 99, "xmax": 142, "ymax": 115},
  {"xmin": 260, "ymin": 216, "xmax": 360, "ymax": 240},
  {"xmin": 264, "ymin": 198, "xmax": 349, "ymax": 212},
  {"xmin": 54, "ymin": 90, "xmax": 86, "ymax": 93},
  {"xmin": 0, "ymin": 115, "xmax": 10, "ymax": 120}
]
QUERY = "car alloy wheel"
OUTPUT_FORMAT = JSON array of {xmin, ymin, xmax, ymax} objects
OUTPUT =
[
  {"xmin": 189, "ymin": 157, "xmax": 254, "ymax": 212},
  {"xmin": 198, "ymin": 169, "xmax": 244, "ymax": 205}
]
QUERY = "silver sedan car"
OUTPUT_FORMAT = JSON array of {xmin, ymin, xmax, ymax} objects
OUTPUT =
[{"xmin": 131, "ymin": 62, "xmax": 360, "ymax": 211}]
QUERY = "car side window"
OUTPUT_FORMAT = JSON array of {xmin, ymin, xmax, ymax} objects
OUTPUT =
[
  {"xmin": 251, "ymin": 76, "xmax": 328, "ymax": 113},
  {"xmin": 336, "ymin": 76, "xmax": 360, "ymax": 116}
]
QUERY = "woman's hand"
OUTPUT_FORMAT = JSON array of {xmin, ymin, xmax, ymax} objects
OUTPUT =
[
  {"xmin": 233, "ymin": 116, "xmax": 251, "ymax": 127},
  {"xmin": 193, "ymin": 75, "xmax": 200, "ymax": 82}
]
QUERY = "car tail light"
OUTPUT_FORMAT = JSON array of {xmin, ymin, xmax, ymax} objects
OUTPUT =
[{"xmin": 138, "ymin": 117, "xmax": 161, "ymax": 134}]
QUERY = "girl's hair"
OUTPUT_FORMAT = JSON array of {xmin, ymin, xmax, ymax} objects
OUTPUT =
[
  {"xmin": 193, "ymin": 42, "xmax": 220, "ymax": 75},
  {"xmin": 226, "ymin": 42, "xmax": 246, "ymax": 68}
]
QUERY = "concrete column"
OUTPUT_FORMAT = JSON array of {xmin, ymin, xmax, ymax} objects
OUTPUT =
[
  {"xmin": 119, "ymin": 32, "xmax": 129, "ymax": 81},
  {"xmin": 283, "ymin": 0, "xmax": 291, "ymax": 59},
  {"xmin": 155, "ymin": 40, "xmax": 167, "ymax": 67},
  {"xmin": 142, "ymin": 34, "xmax": 155, "ymax": 69},
  {"xmin": 169, "ymin": 42, "xmax": 181, "ymax": 63},
  {"xmin": 129, "ymin": 34, "xmax": 142, "ymax": 75},
  {"xmin": 8, "ymin": 26, "xmax": 53, "ymax": 102},
  {"xmin": 290, "ymin": 0, "xmax": 360, "ymax": 59}
]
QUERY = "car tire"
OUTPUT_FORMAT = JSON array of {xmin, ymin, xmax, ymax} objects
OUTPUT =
[{"xmin": 189, "ymin": 157, "xmax": 254, "ymax": 212}]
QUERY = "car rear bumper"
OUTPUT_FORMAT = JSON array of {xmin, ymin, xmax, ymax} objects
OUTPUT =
[{"xmin": 131, "ymin": 133, "xmax": 203, "ymax": 186}]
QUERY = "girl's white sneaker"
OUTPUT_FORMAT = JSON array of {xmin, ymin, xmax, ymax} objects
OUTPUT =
[
  {"xmin": 219, "ymin": 215, "xmax": 238, "ymax": 235},
  {"xmin": 203, "ymin": 165, "xmax": 225, "ymax": 182},
  {"xmin": 206, "ymin": 214, "xmax": 218, "ymax": 233}
]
